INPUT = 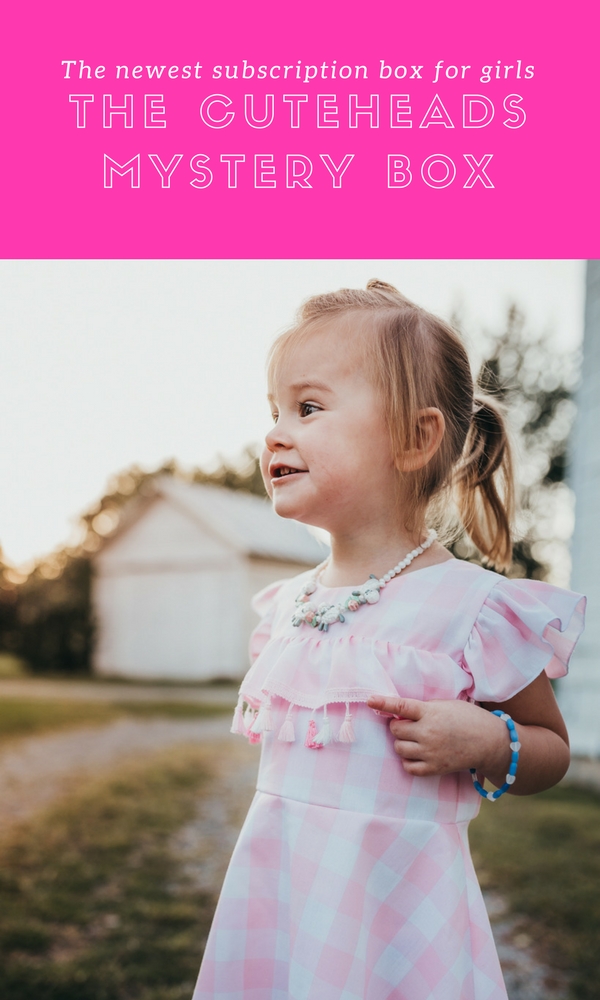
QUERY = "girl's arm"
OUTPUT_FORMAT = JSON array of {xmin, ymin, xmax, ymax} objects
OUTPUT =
[{"xmin": 367, "ymin": 671, "xmax": 570, "ymax": 795}]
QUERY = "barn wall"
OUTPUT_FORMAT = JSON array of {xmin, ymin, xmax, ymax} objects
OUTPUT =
[
  {"xmin": 93, "ymin": 494, "xmax": 322, "ymax": 682},
  {"xmin": 93, "ymin": 497, "xmax": 246, "ymax": 680},
  {"xmin": 559, "ymin": 260, "xmax": 600, "ymax": 755},
  {"xmin": 93, "ymin": 564, "xmax": 247, "ymax": 680}
]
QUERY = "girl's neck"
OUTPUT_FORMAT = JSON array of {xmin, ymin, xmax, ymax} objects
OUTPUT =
[{"xmin": 320, "ymin": 526, "xmax": 453, "ymax": 588}]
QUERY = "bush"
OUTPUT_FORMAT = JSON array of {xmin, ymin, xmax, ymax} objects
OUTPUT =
[{"xmin": 1, "ymin": 558, "xmax": 94, "ymax": 675}]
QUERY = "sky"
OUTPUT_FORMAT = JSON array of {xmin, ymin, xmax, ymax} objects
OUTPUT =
[{"xmin": 0, "ymin": 259, "xmax": 586, "ymax": 567}]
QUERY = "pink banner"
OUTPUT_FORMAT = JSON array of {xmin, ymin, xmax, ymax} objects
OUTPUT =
[{"xmin": 1, "ymin": 0, "xmax": 597, "ymax": 257}]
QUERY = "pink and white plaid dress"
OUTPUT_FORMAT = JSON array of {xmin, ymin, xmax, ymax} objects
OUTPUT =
[{"xmin": 193, "ymin": 559, "xmax": 585, "ymax": 1000}]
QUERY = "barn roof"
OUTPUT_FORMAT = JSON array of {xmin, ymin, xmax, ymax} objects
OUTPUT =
[{"xmin": 152, "ymin": 478, "xmax": 329, "ymax": 565}]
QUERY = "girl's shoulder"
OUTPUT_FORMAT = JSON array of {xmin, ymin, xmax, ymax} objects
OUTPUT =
[
  {"xmin": 448, "ymin": 558, "xmax": 585, "ymax": 643},
  {"xmin": 396, "ymin": 556, "xmax": 585, "ymax": 626},
  {"xmin": 457, "ymin": 561, "xmax": 586, "ymax": 701},
  {"xmin": 357, "ymin": 557, "xmax": 586, "ymax": 701}
]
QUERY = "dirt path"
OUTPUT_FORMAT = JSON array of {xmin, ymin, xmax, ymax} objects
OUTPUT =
[
  {"xmin": 484, "ymin": 892, "xmax": 569, "ymax": 1000},
  {"xmin": 172, "ymin": 737, "xmax": 259, "ymax": 897},
  {"xmin": 0, "ymin": 715, "xmax": 234, "ymax": 826}
]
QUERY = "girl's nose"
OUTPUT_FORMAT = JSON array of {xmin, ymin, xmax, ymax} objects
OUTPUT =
[{"xmin": 264, "ymin": 420, "xmax": 292, "ymax": 452}]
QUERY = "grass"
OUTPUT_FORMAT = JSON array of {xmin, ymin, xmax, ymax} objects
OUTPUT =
[
  {"xmin": 470, "ymin": 784, "xmax": 600, "ymax": 1000},
  {"xmin": 0, "ymin": 654, "xmax": 29, "ymax": 679},
  {"xmin": 0, "ymin": 697, "xmax": 232, "ymax": 745},
  {"xmin": 0, "ymin": 744, "xmax": 221, "ymax": 1000}
]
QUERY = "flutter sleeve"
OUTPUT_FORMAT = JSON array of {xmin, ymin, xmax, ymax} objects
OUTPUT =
[
  {"xmin": 249, "ymin": 579, "xmax": 287, "ymax": 663},
  {"xmin": 462, "ymin": 577, "xmax": 586, "ymax": 703}
]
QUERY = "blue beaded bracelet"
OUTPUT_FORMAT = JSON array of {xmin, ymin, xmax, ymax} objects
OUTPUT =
[{"xmin": 470, "ymin": 710, "xmax": 521, "ymax": 801}]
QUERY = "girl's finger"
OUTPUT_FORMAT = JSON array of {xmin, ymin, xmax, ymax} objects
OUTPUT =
[
  {"xmin": 390, "ymin": 719, "xmax": 420, "ymax": 740},
  {"xmin": 401, "ymin": 759, "xmax": 435, "ymax": 777},
  {"xmin": 393, "ymin": 740, "xmax": 423, "ymax": 759},
  {"xmin": 368, "ymin": 694, "xmax": 425, "ymax": 721}
]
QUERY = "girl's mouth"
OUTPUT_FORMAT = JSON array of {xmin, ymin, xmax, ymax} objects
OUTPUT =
[{"xmin": 273, "ymin": 466, "xmax": 306, "ymax": 478}]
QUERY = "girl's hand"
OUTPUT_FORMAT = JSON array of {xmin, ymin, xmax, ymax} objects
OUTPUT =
[
  {"xmin": 368, "ymin": 673, "xmax": 571, "ymax": 794},
  {"xmin": 367, "ymin": 695, "xmax": 509, "ymax": 778}
]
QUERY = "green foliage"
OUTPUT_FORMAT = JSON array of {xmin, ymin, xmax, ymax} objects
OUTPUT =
[
  {"xmin": 9, "ymin": 558, "xmax": 94, "ymax": 675},
  {"xmin": 190, "ymin": 446, "xmax": 267, "ymax": 498},
  {"xmin": 470, "ymin": 785, "xmax": 600, "ymax": 999},
  {"xmin": 0, "ymin": 552, "xmax": 19, "ymax": 652},
  {"xmin": 0, "ymin": 745, "xmax": 217, "ymax": 1000}
]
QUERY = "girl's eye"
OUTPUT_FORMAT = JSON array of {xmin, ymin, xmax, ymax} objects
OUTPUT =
[
  {"xmin": 299, "ymin": 402, "xmax": 320, "ymax": 417},
  {"xmin": 271, "ymin": 412, "xmax": 279, "ymax": 423}
]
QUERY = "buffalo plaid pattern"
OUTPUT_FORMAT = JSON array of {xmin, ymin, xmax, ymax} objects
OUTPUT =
[{"xmin": 193, "ymin": 561, "xmax": 585, "ymax": 1000}]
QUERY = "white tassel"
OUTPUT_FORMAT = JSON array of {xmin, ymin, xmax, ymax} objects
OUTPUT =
[
  {"xmin": 312, "ymin": 706, "xmax": 332, "ymax": 746},
  {"xmin": 336, "ymin": 703, "xmax": 356, "ymax": 743},
  {"xmin": 251, "ymin": 695, "xmax": 273, "ymax": 734},
  {"xmin": 230, "ymin": 697, "xmax": 246, "ymax": 735},
  {"xmin": 278, "ymin": 703, "xmax": 296, "ymax": 742}
]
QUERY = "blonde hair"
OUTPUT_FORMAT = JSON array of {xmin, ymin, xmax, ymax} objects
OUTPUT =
[{"xmin": 268, "ymin": 279, "xmax": 514, "ymax": 571}]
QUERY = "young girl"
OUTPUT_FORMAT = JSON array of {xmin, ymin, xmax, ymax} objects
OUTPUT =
[{"xmin": 193, "ymin": 281, "xmax": 585, "ymax": 1000}]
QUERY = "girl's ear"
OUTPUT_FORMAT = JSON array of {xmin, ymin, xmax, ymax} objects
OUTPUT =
[{"xmin": 395, "ymin": 407, "xmax": 445, "ymax": 472}]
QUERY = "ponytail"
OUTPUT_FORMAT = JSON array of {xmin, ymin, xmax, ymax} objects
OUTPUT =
[{"xmin": 455, "ymin": 394, "xmax": 514, "ymax": 571}]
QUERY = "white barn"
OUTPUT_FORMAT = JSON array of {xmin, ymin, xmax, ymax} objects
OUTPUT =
[{"xmin": 92, "ymin": 479, "xmax": 328, "ymax": 681}]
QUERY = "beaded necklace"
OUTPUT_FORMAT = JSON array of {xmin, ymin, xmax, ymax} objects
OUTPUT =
[{"xmin": 292, "ymin": 529, "xmax": 438, "ymax": 631}]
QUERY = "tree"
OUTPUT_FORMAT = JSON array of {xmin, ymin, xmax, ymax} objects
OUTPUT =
[
  {"xmin": 452, "ymin": 305, "xmax": 579, "ymax": 583},
  {"xmin": 8, "ymin": 557, "xmax": 95, "ymax": 675},
  {"xmin": 0, "ymin": 547, "xmax": 19, "ymax": 655}
]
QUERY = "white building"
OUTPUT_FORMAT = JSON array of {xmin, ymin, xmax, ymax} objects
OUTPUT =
[
  {"xmin": 92, "ymin": 479, "xmax": 327, "ymax": 681},
  {"xmin": 559, "ymin": 260, "xmax": 600, "ymax": 755}
]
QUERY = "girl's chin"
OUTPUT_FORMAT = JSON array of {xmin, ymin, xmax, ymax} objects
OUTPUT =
[
  {"xmin": 271, "ymin": 492, "xmax": 313, "ymax": 523},
  {"xmin": 271, "ymin": 497, "xmax": 303, "ymax": 520}
]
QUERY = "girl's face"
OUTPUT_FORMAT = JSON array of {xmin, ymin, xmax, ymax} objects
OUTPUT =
[{"xmin": 261, "ymin": 321, "xmax": 399, "ymax": 535}]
